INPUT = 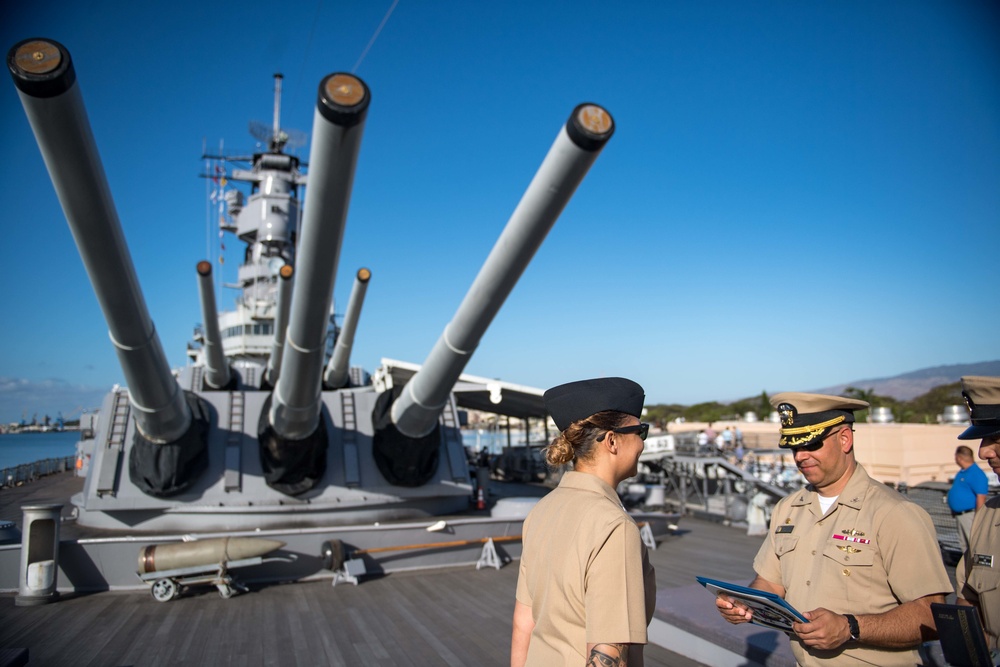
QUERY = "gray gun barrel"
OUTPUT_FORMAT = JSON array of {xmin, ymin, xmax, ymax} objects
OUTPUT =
[
  {"xmin": 324, "ymin": 268, "xmax": 371, "ymax": 389},
  {"xmin": 265, "ymin": 263, "xmax": 295, "ymax": 387},
  {"xmin": 391, "ymin": 104, "xmax": 615, "ymax": 438},
  {"xmin": 270, "ymin": 73, "xmax": 370, "ymax": 439},
  {"xmin": 195, "ymin": 261, "xmax": 231, "ymax": 389},
  {"xmin": 8, "ymin": 38, "xmax": 190, "ymax": 443}
]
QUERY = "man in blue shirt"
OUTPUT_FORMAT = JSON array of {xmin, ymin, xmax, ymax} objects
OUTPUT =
[{"xmin": 947, "ymin": 444, "xmax": 989, "ymax": 554}]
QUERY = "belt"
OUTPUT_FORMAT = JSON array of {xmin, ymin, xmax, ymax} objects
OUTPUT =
[{"xmin": 952, "ymin": 509, "xmax": 975, "ymax": 516}]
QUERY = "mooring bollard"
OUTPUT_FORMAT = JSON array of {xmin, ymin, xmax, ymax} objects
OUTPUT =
[{"xmin": 16, "ymin": 502, "xmax": 63, "ymax": 606}]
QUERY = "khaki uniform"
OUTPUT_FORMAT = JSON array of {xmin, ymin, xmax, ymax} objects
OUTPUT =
[
  {"xmin": 515, "ymin": 471, "xmax": 656, "ymax": 665},
  {"xmin": 754, "ymin": 464, "xmax": 952, "ymax": 666},
  {"xmin": 956, "ymin": 495, "xmax": 1000, "ymax": 652}
]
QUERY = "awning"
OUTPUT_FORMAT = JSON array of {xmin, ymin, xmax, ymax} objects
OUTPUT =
[{"xmin": 375, "ymin": 358, "xmax": 547, "ymax": 421}]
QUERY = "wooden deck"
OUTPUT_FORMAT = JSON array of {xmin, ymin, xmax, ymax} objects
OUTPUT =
[
  {"xmin": 0, "ymin": 472, "xmax": 716, "ymax": 665},
  {"xmin": 0, "ymin": 471, "xmax": 958, "ymax": 666}
]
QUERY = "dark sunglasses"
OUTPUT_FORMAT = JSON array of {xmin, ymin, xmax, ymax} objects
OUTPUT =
[{"xmin": 610, "ymin": 422, "xmax": 649, "ymax": 441}]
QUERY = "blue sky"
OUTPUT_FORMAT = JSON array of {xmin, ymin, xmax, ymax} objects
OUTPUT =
[{"xmin": 1, "ymin": 1, "xmax": 997, "ymax": 423}]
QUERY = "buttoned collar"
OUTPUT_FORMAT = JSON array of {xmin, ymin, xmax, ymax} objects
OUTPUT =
[
  {"xmin": 559, "ymin": 470, "xmax": 624, "ymax": 509},
  {"xmin": 788, "ymin": 463, "xmax": 871, "ymax": 510}
]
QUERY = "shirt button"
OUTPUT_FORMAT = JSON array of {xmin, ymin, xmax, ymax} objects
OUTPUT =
[
  {"xmin": 806, "ymin": 580, "xmax": 811, "ymax": 586},
  {"xmin": 811, "ymin": 550, "xmax": 816, "ymax": 555},
  {"xmin": 843, "ymin": 569, "xmax": 851, "ymax": 576}
]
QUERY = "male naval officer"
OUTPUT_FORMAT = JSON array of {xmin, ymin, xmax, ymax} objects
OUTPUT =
[
  {"xmin": 716, "ymin": 392, "xmax": 952, "ymax": 666},
  {"xmin": 955, "ymin": 376, "xmax": 1000, "ymax": 653}
]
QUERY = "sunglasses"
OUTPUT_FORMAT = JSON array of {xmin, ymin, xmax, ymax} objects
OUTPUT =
[{"xmin": 610, "ymin": 422, "xmax": 650, "ymax": 441}]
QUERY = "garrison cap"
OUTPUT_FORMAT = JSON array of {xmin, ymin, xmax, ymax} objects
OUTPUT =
[
  {"xmin": 544, "ymin": 377, "xmax": 645, "ymax": 432},
  {"xmin": 770, "ymin": 392, "xmax": 870, "ymax": 448},
  {"xmin": 958, "ymin": 376, "xmax": 1000, "ymax": 440}
]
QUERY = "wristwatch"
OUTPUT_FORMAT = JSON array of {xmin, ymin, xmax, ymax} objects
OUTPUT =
[{"xmin": 845, "ymin": 614, "xmax": 860, "ymax": 642}]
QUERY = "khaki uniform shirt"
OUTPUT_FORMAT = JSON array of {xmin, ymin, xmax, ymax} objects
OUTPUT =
[
  {"xmin": 956, "ymin": 495, "xmax": 1000, "ymax": 652},
  {"xmin": 754, "ymin": 464, "xmax": 952, "ymax": 666},
  {"xmin": 515, "ymin": 471, "xmax": 656, "ymax": 666}
]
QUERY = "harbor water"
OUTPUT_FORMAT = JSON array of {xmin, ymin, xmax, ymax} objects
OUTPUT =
[
  {"xmin": 461, "ymin": 428, "xmax": 548, "ymax": 454},
  {"xmin": 0, "ymin": 431, "xmax": 79, "ymax": 469}
]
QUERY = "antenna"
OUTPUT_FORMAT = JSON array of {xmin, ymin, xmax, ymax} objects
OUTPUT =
[
  {"xmin": 248, "ymin": 73, "xmax": 307, "ymax": 152},
  {"xmin": 273, "ymin": 73, "xmax": 283, "ymax": 136}
]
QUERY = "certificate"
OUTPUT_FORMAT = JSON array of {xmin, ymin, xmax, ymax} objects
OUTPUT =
[{"xmin": 697, "ymin": 575, "xmax": 807, "ymax": 633}]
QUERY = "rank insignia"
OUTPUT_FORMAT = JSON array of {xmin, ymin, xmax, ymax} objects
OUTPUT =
[
  {"xmin": 778, "ymin": 403, "xmax": 795, "ymax": 427},
  {"xmin": 974, "ymin": 554, "xmax": 994, "ymax": 568},
  {"xmin": 776, "ymin": 525, "xmax": 794, "ymax": 534}
]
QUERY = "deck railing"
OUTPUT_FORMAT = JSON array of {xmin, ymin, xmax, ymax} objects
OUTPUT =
[{"xmin": 0, "ymin": 457, "xmax": 75, "ymax": 489}]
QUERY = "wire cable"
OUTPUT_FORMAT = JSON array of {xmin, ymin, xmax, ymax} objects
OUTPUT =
[{"xmin": 352, "ymin": 0, "xmax": 399, "ymax": 74}]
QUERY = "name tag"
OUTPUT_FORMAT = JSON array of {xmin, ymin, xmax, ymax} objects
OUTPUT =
[
  {"xmin": 974, "ymin": 554, "xmax": 994, "ymax": 568},
  {"xmin": 776, "ymin": 525, "xmax": 794, "ymax": 534}
]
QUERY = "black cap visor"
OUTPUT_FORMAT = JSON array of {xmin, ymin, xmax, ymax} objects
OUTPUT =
[{"xmin": 958, "ymin": 421, "xmax": 1000, "ymax": 440}]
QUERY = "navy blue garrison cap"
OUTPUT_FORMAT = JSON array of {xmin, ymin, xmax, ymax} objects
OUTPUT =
[{"xmin": 543, "ymin": 377, "xmax": 645, "ymax": 432}]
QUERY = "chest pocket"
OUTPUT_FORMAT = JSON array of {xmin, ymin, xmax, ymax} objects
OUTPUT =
[
  {"xmin": 775, "ymin": 535, "xmax": 798, "ymax": 557},
  {"xmin": 774, "ymin": 535, "xmax": 799, "ymax": 582},
  {"xmin": 968, "ymin": 562, "xmax": 1000, "ymax": 596},
  {"xmin": 822, "ymin": 540, "xmax": 876, "ymax": 603},
  {"xmin": 967, "ymin": 564, "xmax": 1000, "ymax": 637}
]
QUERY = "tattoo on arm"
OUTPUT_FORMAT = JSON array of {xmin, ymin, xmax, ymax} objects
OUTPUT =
[{"xmin": 587, "ymin": 643, "xmax": 628, "ymax": 667}]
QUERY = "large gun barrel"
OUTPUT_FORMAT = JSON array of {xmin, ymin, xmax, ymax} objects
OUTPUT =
[
  {"xmin": 8, "ymin": 38, "xmax": 191, "ymax": 443},
  {"xmin": 391, "ymin": 104, "xmax": 615, "ymax": 438},
  {"xmin": 265, "ymin": 263, "xmax": 295, "ymax": 387},
  {"xmin": 269, "ymin": 73, "xmax": 370, "ymax": 440},
  {"xmin": 324, "ymin": 268, "xmax": 371, "ymax": 389},
  {"xmin": 195, "ymin": 261, "xmax": 231, "ymax": 389}
]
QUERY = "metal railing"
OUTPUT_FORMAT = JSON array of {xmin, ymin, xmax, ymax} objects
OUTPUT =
[{"xmin": 0, "ymin": 457, "xmax": 75, "ymax": 489}]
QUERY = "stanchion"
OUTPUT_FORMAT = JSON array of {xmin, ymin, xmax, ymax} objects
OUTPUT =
[{"xmin": 16, "ymin": 502, "xmax": 63, "ymax": 606}]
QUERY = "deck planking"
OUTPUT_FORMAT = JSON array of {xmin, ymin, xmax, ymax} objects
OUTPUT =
[{"xmin": 1, "ymin": 472, "xmax": 958, "ymax": 666}]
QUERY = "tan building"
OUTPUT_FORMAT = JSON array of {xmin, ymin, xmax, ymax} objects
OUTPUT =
[{"xmin": 671, "ymin": 420, "xmax": 989, "ymax": 487}]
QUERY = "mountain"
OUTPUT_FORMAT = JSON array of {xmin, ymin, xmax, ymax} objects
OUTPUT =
[{"xmin": 814, "ymin": 361, "xmax": 1000, "ymax": 401}]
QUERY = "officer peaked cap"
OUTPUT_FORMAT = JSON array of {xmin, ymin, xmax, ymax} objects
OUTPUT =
[
  {"xmin": 958, "ymin": 376, "xmax": 1000, "ymax": 440},
  {"xmin": 770, "ymin": 392, "xmax": 869, "ymax": 449},
  {"xmin": 544, "ymin": 377, "xmax": 645, "ymax": 432}
]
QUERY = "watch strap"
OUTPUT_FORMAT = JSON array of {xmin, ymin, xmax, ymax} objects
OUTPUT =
[{"xmin": 845, "ymin": 613, "xmax": 860, "ymax": 642}]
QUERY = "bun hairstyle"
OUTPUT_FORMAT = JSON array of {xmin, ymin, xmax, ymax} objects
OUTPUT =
[{"xmin": 544, "ymin": 410, "xmax": 632, "ymax": 467}]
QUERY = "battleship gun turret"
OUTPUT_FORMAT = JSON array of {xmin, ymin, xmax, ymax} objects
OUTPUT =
[
  {"xmin": 374, "ymin": 104, "xmax": 615, "ymax": 486},
  {"xmin": 264, "ymin": 264, "xmax": 295, "ymax": 387},
  {"xmin": 324, "ymin": 268, "xmax": 371, "ymax": 390},
  {"xmin": 389, "ymin": 104, "xmax": 614, "ymax": 439},
  {"xmin": 8, "ymin": 37, "xmax": 615, "ymax": 532},
  {"xmin": 195, "ymin": 261, "xmax": 232, "ymax": 390},
  {"xmin": 262, "ymin": 73, "xmax": 369, "ymax": 494},
  {"xmin": 8, "ymin": 38, "xmax": 209, "ymax": 497}
]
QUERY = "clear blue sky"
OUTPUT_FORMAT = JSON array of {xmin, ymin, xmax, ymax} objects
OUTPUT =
[{"xmin": 1, "ymin": 1, "xmax": 997, "ymax": 424}]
